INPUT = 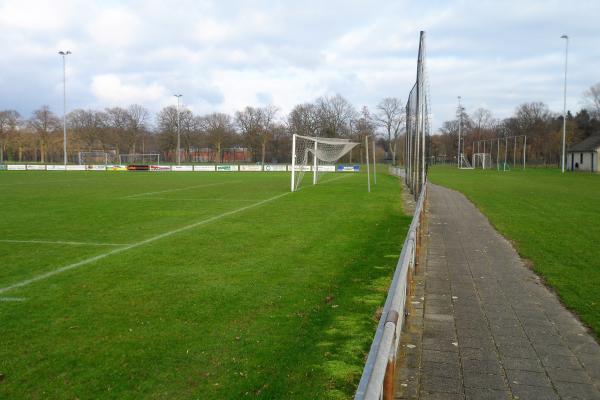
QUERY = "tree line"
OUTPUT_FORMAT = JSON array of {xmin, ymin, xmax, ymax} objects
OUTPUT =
[
  {"xmin": 429, "ymin": 82, "xmax": 600, "ymax": 166},
  {"xmin": 0, "ymin": 95, "xmax": 405, "ymax": 165}
]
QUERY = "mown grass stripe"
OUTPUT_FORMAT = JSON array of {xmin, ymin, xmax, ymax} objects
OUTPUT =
[
  {"xmin": 122, "ymin": 180, "xmax": 241, "ymax": 198},
  {"xmin": 0, "ymin": 191, "xmax": 289, "ymax": 295},
  {"xmin": 0, "ymin": 240, "xmax": 130, "ymax": 246}
]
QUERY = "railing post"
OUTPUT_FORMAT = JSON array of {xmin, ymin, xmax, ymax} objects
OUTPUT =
[{"xmin": 383, "ymin": 310, "xmax": 399, "ymax": 400}]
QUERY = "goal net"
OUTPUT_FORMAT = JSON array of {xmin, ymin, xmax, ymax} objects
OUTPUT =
[
  {"xmin": 78, "ymin": 151, "xmax": 114, "ymax": 165},
  {"xmin": 291, "ymin": 134, "xmax": 358, "ymax": 192},
  {"xmin": 459, "ymin": 153, "xmax": 473, "ymax": 169},
  {"xmin": 473, "ymin": 153, "xmax": 492, "ymax": 169},
  {"xmin": 119, "ymin": 154, "xmax": 160, "ymax": 165}
]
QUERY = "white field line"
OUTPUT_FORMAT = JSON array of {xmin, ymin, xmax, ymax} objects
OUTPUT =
[
  {"xmin": 0, "ymin": 240, "xmax": 129, "ymax": 247},
  {"xmin": 0, "ymin": 297, "xmax": 26, "ymax": 302},
  {"xmin": 0, "ymin": 191, "xmax": 289, "ymax": 295},
  {"xmin": 124, "ymin": 197, "xmax": 259, "ymax": 202},
  {"xmin": 0, "ymin": 178, "xmax": 96, "ymax": 187},
  {"xmin": 296, "ymin": 173, "xmax": 352, "ymax": 191},
  {"xmin": 122, "ymin": 181, "xmax": 241, "ymax": 199}
]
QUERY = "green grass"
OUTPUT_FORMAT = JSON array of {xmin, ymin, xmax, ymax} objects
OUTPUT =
[
  {"xmin": 0, "ymin": 170, "xmax": 410, "ymax": 399},
  {"xmin": 429, "ymin": 166, "xmax": 600, "ymax": 337}
]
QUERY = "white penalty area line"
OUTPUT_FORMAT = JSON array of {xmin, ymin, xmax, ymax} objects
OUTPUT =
[
  {"xmin": 295, "ymin": 173, "xmax": 352, "ymax": 191},
  {"xmin": 0, "ymin": 178, "xmax": 94, "ymax": 187},
  {"xmin": 0, "ymin": 240, "xmax": 130, "ymax": 247},
  {"xmin": 0, "ymin": 297, "xmax": 26, "ymax": 302},
  {"xmin": 123, "ymin": 197, "xmax": 260, "ymax": 202},
  {"xmin": 122, "ymin": 181, "xmax": 242, "ymax": 199},
  {"xmin": 0, "ymin": 191, "xmax": 290, "ymax": 295}
]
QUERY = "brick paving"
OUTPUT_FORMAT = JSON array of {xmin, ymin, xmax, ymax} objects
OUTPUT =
[{"xmin": 395, "ymin": 184, "xmax": 600, "ymax": 400}]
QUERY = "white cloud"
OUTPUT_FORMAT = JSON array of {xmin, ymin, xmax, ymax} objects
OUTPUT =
[
  {"xmin": 0, "ymin": 0, "xmax": 599, "ymax": 130},
  {"xmin": 0, "ymin": 0, "xmax": 72, "ymax": 32},
  {"xmin": 90, "ymin": 74, "xmax": 167, "ymax": 106},
  {"xmin": 87, "ymin": 7, "xmax": 142, "ymax": 48}
]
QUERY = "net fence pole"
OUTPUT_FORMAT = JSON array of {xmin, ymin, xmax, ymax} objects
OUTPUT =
[
  {"xmin": 523, "ymin": 136, "xmax": 527, "ymax": 170},
  {"xmin": 497, "ymin": 138, "xmax": 500, "ymax": 171},
  {"xmin": 372, "ymin": 137, "xmax": 377, "ymax": 185},
  {"xmin": 291, "ymin": 134, "xmax": 296, "ymax": 192},
  {"xmin": 513, "ymin": 136, "xmax": 517, "ymax": 167},
  {"xmin": 420, "ymin": 77, "xmax": 426, "ymax": 186},
  {"xmin": 313, "ymin": 139, "xmax": 318, "ymax": 185},
  {"xmin": 365, "ymin": 135, "xmax": 371, "ymax": 193},
  {"xmin": 504, "ymin": 137, "xmax": 508, "ymax": 171}
]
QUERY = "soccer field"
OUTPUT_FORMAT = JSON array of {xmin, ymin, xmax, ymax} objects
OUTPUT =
[
  {"xmin": 429, "ymin": 166, "xmax": 600, "ymax": 337},
  {"xmin": 0, "ymin": 170, "xmax": 409, "ymax": 399}
]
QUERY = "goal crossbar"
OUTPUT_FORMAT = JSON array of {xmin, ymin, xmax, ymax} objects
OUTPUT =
[{"xmin": 291, "ymin": 134, "xmax": 358, "ymax": 191}]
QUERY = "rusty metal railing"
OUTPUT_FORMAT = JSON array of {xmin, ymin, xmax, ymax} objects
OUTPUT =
[{"xmin": 354, "ymin": 166, "xmax": 427, "ymax": 400}]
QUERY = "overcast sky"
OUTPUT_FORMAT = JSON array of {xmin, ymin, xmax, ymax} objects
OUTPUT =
[{"xmin": 1, "ymin": 0, "xmax": 598, "ymax": 130}]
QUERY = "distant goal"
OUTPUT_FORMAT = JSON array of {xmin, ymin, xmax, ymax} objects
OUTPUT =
[
  {"xmin": 119, "ymin": 154, "xmax": 160, "ymax": 165},
  {"xmin": 290, "ymin": 134, "xmax": 358, "ymax": 192},
  {"xmin": 78, "ymin": 151, "xmax": 116, "ymax": 166}
]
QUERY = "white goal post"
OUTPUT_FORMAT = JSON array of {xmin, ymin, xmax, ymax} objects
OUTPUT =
[
  {"xmin": 290, "ymin": 134, "xmax": 358, "ymax": 192},
  {"xmin": 473, "ymin": 153, "xmax": 492, "ymax": 169},
  {"xmin": 78, "ymin": 151, "xmax": 114, "ymax": 165},
  {"xmin": 119, "ymin": 154, "xmax": 160, "ymax": 165},
  {"xmin": 459, "ymin": 153, "xmax": 473, "ymax": 169}
]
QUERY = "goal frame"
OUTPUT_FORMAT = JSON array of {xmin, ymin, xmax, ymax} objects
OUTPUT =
[
  {"xmin": 78, "ymin": 151, "xmax": 111, "ymax": 166},
  {"xmin": 290, "ymin": 134, "xmax": 357, "ymax": 192},
  {"xmin": 118, "ymin": 153, "xmax": 161, "ymax": 165}
]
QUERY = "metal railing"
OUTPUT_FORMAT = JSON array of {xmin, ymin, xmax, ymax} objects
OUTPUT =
[{"xmin": 354, "ymin": 166, "xmax": 427, "ymax": 400}]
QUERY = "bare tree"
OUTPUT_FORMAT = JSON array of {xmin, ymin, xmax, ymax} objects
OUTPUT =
[
  {"xmin": 178, "ymin": 109, "xmax": 197, "ymax": 161},
  {"xmin": 235, "ymin": 105, "xmax": 278, "ymax": 165},
  {"xmin": 202, "ymin": 113, "xmax": 234, "ymax": 163},
  {"xmin": 315, "ymin": 94, "xmax": 356, "ymax": 137},
  {"xmin": 584, "ymin": 82, "xmax": 600, "ymax": 119},
  {"xmin": 0, "ymin": 110, "xmax": 21, "ymax": 163},
  {"xmin": 269, "ymin": 122, "xmax": 290, "ymax": 163},
  {"xmin": 354, "ymin": 106, "xmax": 375, "ymax": 163},
  {"xmin": 29, "ymin": 106, "xmax": 60, "ymax": 163},
  {"xmin": 259, "ymin": 105, "xmax": 278, "ymax": 165},
  {"xmin": 374, "ymin": 97, "xmax": 404, "ymax": 164},
  {"xmin": 472, "ymin": 108, "xmax": 494, "ymax": 133},
  {"xmin": 287, "ymin": 103, "xmax": 319, "ymax": 137},
  {"xmin": 156, "ymin": 106, "xmax": 178, "ymax": 159},
  {"xmin": 68, "ymin": 109, "xmax": 107, "ymax": 152},
  {"xmin": 125, "ymin": 104, "xmax": 149, "ymax": 153},
  {"xmin": 105, "ymin": 107, "xmax": 129, "ymax": 154}
]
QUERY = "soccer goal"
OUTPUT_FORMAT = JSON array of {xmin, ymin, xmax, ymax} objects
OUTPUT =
[
  {"xmin": 78, "ymin": 151, "xmax": 114, "ymax": 165},
  {"xmin": 473, "ymin": 153, "xmax": 492, "ymax": 169},
  {"xmin": 290, "ymin": 134, "xmax": 358, "ymax": 192},
  {"xmin": 459, "ymin": 153, "xmax": 473, "ymax": 169},
  {"xmin": 119, "ymin": 154, "xmax": 160, "ymax": 165}
]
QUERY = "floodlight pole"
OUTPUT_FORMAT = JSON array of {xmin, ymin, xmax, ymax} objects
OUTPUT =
[
  {"xmin": 561, "ymin": 35, "xmax": 569, "ymax": 173},
  {"xmin": 58, "ymin": 50, "xmax": 71, "ymax": 166},
  {"xmin": 174, "ymin": 94, "xmax": 183, "ymax": 165}
]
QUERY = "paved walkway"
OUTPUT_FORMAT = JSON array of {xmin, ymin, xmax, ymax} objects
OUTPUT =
[{"xmin": 395, "ymin": 184, "xmax": 600, "ymax": 400}]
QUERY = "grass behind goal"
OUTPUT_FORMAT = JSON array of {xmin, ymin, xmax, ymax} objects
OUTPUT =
[
  {"xmin": 429, "ymin": 166, "xmax": 600, "ymax": 337},
  {"xmin": 0, "ymin": 170, "xmax": 409, "ymax": 399}
]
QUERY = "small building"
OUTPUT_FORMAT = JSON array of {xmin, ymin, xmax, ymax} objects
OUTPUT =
[{"xmin": 567, "ymin": 135, "xmax": 600, "ymax": 172}]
